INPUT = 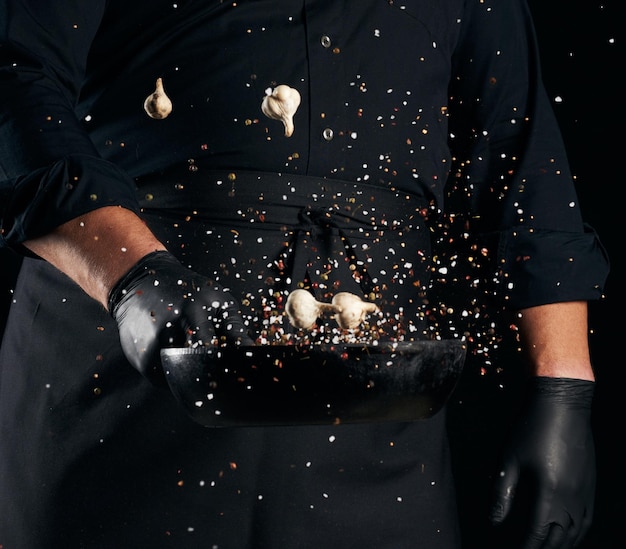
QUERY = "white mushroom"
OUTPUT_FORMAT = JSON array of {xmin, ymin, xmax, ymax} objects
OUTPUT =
[
  {"xmin": 331, "ymin": 292, "xmax": 380, "ymax": 330},
  {"xmin": 285, "ymin": 289, "xmax": 338, "ymax": 330},
  {"xmin": 261, "ymin": 84, "xmax": 301, "ymax": 137},
  {"xmin": 144, "ymin": 77, "xmax": 173, "ymax": 119}
]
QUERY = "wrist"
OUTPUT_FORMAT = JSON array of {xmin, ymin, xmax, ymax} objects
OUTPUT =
[
  {"xmin": 24, "ymin": 206, "xmax": 167, "ymax": 307},
  {"xmin": 528, "ymin": 376, "xmax": 595, "ymax": 408},
  {"xmin": 107, "ymin": 250, "xmax": 177, "ymax": 313}
]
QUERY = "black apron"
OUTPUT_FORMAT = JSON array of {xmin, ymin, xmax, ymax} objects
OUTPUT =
[{"xmin": 0, "ymin": 171, "xmax": 461, "ymax": 548}]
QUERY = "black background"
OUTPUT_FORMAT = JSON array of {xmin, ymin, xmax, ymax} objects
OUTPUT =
[{"xmin": 0, "ymin": 1, "xmax": 622, "ymax": 546}]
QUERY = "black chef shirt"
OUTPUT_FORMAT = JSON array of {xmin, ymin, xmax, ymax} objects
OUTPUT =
[{"xmin": 0, "ymin": 0, "xmax": 608, "ymax": 308}]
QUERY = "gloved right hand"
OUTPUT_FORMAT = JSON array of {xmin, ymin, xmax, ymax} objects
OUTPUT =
[
  {"xmin": 489, "ymin": 377, "xmax": 596, "ymax": 548},
  {"xmin": 108, "ymin": 250, "xmax": 253, "ymax": 384}
]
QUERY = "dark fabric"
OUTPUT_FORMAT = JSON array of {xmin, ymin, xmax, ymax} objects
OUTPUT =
[
  {"xmin": 137, "ymin": 169, "xmax": 434, "ymax": 337},
  {"xmin": 0, "ymin": 0, "xmax": 609, "ymax": 306},
  {"xmin": 1, "ymin": 165, "xmax": 459, "ymax": 549},
  {"xmin": 0, "ymin": 0, "xmax": 611, "ymax": 547},
  {"xmin": 0, "ymin": 256, "xmax": 460, "ymax": 549}
]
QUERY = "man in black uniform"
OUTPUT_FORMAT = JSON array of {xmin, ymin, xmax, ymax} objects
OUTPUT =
[{"xmin": 0, "ymin": 1, "xmax": 609, "ymax": 547}]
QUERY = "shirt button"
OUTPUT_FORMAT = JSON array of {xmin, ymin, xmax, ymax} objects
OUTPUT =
[
  {"xmin": 322, "ymin": 128, "xmax": 334, "ymax": 141},
  {"xmin": 320, "ymin": 35, "xmax": 332, "ymax": 48}
]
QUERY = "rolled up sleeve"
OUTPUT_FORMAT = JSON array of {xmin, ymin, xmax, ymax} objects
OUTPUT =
[
  {"xmin": 0, "ymin": 1, "xmax": 140, "ymax": 249},
  {"xmin": 447, "ymin": 0, "xmax": 609, "ymax": 307}
]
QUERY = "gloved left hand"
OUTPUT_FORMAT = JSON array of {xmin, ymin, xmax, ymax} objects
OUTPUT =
[
  {"xmin": 108, "ymin": 250, "xmax": 253, "ymax": 384},
  {"xmin": 489, "ymin": 376, "xmax": 596, "ymax": 548}
]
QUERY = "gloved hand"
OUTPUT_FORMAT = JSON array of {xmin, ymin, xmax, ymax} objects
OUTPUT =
[
  {"xmin": 108, "ymin": 250, "xmax": 253, "ymax": 384},
  {"xmin": 489, "ymin": 377, "xmax": 596, "ymax": 549}
]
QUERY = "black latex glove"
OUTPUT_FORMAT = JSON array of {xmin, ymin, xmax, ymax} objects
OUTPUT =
[
  {"xmin": 108, "ymin": 250, "xmax": 253, "ymax": 384},
  {"xmin": 489, "ymin": 377, "xmax": 596, "ymax": 548}
]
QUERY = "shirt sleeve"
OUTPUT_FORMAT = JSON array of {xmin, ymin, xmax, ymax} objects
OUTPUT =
[
  {"xmin": 446, "ymin": 0, "xmax": 609, "ymax": 309},
  {"xmin": 0, "ymin": 0, "xmax": 140, "ymax": 250}
]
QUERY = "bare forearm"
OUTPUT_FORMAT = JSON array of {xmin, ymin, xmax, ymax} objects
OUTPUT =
[
  {"xmin": 516, "ymin": 301, "xmax": 594, "ymax": 381},
  {"xmin": 23, "ymin": 206, "xmax": 166, "ymax": 308}
]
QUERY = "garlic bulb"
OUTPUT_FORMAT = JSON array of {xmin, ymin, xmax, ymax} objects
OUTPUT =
[
  {"xmin": 261, "ymin": 84, "xmax": 301, "ymax": 137},
  {"xmin": 285, "ymin": 289, "xmax": 338, "ymax": 330},
  {"xmin": 331, "ymin": 292, "xmax": 380, "ymax": 330},
  {"xmin": 144, "ymin": 77, "xmax": 172, "ymax": 119}
]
